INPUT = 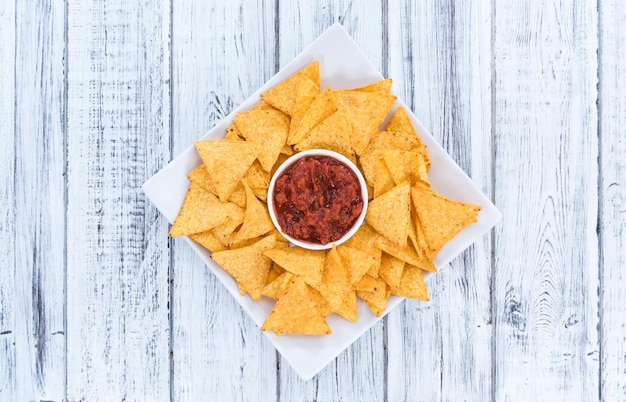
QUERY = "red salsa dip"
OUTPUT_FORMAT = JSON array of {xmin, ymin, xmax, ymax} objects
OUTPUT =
[{"xmin": 272, "ymin": 155, "xmax": 364, "ymax": 245}]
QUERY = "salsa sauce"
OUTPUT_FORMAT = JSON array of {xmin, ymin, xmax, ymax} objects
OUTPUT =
[{"xmin": 272, "ymin": 155, "xmax": 364, "ymax": 245}]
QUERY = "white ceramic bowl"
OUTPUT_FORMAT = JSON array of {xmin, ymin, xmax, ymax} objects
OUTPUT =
[{"xmin": 266, "ymin": 149, "xmax": 368, "ymax": 250}]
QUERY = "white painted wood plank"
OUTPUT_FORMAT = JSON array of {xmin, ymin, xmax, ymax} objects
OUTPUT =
[
  {"xmin": 66, "ymin": 0, "xmax": 171, "ymax": 399},
  {"xmin": 277, "ymin": 2, "xmax": 386, "ymax": 400},
  {"xmin": 493, "ymin": 0, "xmax": 600, "ymax": 400},
  {"xmin": 0, "ymin": 0, "xmax": 16, "ymax": 399},
  {"xmin": 9, "ymin": 1, "xmax": 67, "ymax": 399},
  {"xmin": 170, "ymin": 1, "xmax": 278, "ymax": 400},
  {"xmin": 599, "ymin": 1, "xmax": 626, "ymax": 400},
  {"xmin": 387, "ymin": 1, "xmax": 494, "ymax": 400}
]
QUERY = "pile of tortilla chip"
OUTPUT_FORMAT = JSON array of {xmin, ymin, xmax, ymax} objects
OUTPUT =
[{"xmin": 169, "ymin": 61, "xmax": 482, "ymax": 336}]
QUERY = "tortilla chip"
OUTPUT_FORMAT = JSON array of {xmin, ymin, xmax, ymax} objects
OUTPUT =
[
  {"xmin": 211, "ymin": 204, "xmax": 246, "ymax": 246},
  {"xmin": 281, "ymin": 145, "xmax": 294, "ymax": 155},
  {"xmin": 379, "ymin": 253, "xmax": 405, "ymax": 289},
  {"xmin": 348, "ymin": 78, "xmax": 393, "ymax": 93},
  {"xmin": 334, "ymin": 91, "xmax": 397, "ymax": 155},
  {"xmin": 353, "ymin": 274, "xmax": 379, "ymax": 292},
  {"xmin": 289, "ymin": 78, "xmax": 320, "ymax": 135},
  {"xmin": 262, "ymin": 271, "xmax": 295, "ymax": 300},
  {"xmin": 411, "ymin": 185, "xmax": 482, "ymax": 259},
  {"xmin": 266, "ymin": 263, "xmax": 285, "ymax": 284},
  {"xmin": 194, "ymin": 140, "xmax": 260, "ymax": 201},
  {"xmin": 343, "ymin": 224, "xmax": 383, "ymax": 270},
  {"xmin": 244, "ymin": 160, "xmax": 271, "ymax": 189},
  {"xmin": 376, "ymin": 235, "xmax": 436, "ymax": 272},
  {"xmin": 187, "ymin": 165, "xmax": 216, "ymax": 195},
  {"xmin": 170, "ymin": 183, "xmax": 242, "ymax": 236},
  {"xmin": 251, "ymin": 100, "xmax": 277, "ymax": 111},
  {"xmin": 260, "ymin": 61, "xmax": 320, "ymax": 115},
  {"xmin": 391, "ymin": 263, "xmax": 429, "ymax": 301},
  {"xmin": 231, "ymin": 182, "xmax": 274, "ymax": 243},
  {"xmin": 359, "ymin": 130, "xmax": 422, "ymax": 187},
  {"xmin": 319, "ymin": 246, "xmax": 351, "ymax": 313},
  {"xmin": 383, "ymin": 150, "xmax": 429, "ymax": 186},
  {"xmin": 366, "ymin": 182, "xmax": 411, "ymax": 246},
  {"xmin": 252, "ymin": 187, "xmax": 268, "ymax": 203},
  {"xmin": 294, "ymin": 110, "xmax": 356, "ymax": 162},
  {"xmin": 336, "ymin": 245, "xmax": 378, "ymax": 285},
  {"xmin": 235, "ymin": 109, "xmax": 290, "ymax": 172},
  {"xmin": 385, "ymin": 107, "xmax": 430, "ymax": 169},
  {"xmin": 261, "ymin": 276, "xmax": 331, "ymax": 335},
  {"xmin": 374, "ymin": 159, "xmax": 395, "ymax": 198},
  {"xmin": 288, "ymin": 87, "xmax": 338, "ymax": 145},
  {"xmin": 263, "ymin": 247, "xmax": 325, "ymax": 290},
  {"xmin": 333, "ymin": 290, "xmax": 358, "ymax": 322},
  {"xmin": 224, "ymin": 122, "xmax": 244, "ymax": 141},
  {"xmin": 356, "ymin": 278, "xmax": 390, "ymax": 317},
  {"xmin": 226, "ymin": 182, "xmax": 246, "ymax": 208},
  {"xmin": 211, "ymin": 234, "xmax": 276, "ymax": 300},
  {"xmin": 190, "ymin": 230, "xmax": 228, "ymax": 253}
]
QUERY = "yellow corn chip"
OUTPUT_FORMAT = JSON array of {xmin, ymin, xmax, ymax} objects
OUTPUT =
[
  {"xmin": 348, "ymin": 78, "xmax": 393, "ymax": 93},
  {"xmin": 353, "ymin": 274, "xmax": 379, "ymax": 292},
  {"xmin": 334, "ymin": 91, "xmax": 397, "ymax": 155},
  {"xmin": 231, "ymin": 182, "xmax": 274, "ymax": 244},
  {"xmin": 260, "ymin": 61, "xmax": 320, "ymax": 115},
  {"xmin": 261, "ymin": 276, "xmax": 331, "ymax": 336},
  {"xmin": 373, "ymin": 159, "xmax": 395, "ymax": 198},
  {"xmin": 244, "ymin": 160, "xmax": 271, "ymax": 189},
  {"xmin": 383, "ymin": 150, "xmax": 429, "ymax": 186},
  {"xmin": 391, "ymin": 263, "xmax": 429, "ymax": 301},
  {"xmin": 263, "ymin": 247, "xmax": 325, "ymax": 290},
  {"xmin": 187, "ymin": 164, "xmax": 216, "ymax": 195},
  {"xmin": 386, "ymin": 107, "xmax": 430, "ymax": 168},
  {"xmin": 281, "ymin": 145, "xmax": 294, "ymax": 155},
  {"xmin": 211, "ymin": 234, "xmax": 276, "ymax": 300},
  {"xmin": 170, "ymin": 183, "xmax": 242, "ymax": 236},
  {"xmin": 194, "ymin": 140, "xmax": 260, "ymax": 201},
  {"xmin": 294, "ymin": 110, "xmax": 356, "ymax": 163},
  {"xmin": 235, "ymin": 109, "xmax": 290, "ymax": 172},
  {"xmin": 376, "ymin": 235, "xmax": 436, "ymax": 272},
  {"xmin": 262, "ymin": 271, "xmax": 295, "ymax": 300},
  {"xmin": 359, "ymin": 130, "xmax": 422, "ymax": 187},
  {"xmin": 320, "ymin": 246, "xmax": 351, "ymax": 312},
  {"xmin": 343, "ymin": 224, "xmax": 383, "ymax": 271},
  {"xmin": 289, "ymin": 78, "xmax": 320, "ymax": 135},
  {"xmin": 336, "ymin": 245, "xmax": 378, "ymax": 285},
  {"xmin": 211, "ymin": 204, "xmax": 245, "ymax": 246},
  {"xmin": 252, "ymin": 187, "xmax": 267, "ymax": 203},
  {"xmin": 224, "ymin": 122, "xmax": 244, "ymax": 141},
  {"xmin": 356, "ymin": 278, "xmax": 390, "ymax": 317},
  {"xmin": 379, "ymin": 253, "xmax": 404, "ymax": 289},
  {"xmin": 251, "ymin": 100, "xmax": 277, "ymax": 111},
  {"xmin": 366, "ymin": 182, "xmax": 411, "ymax": 246},
  {"xmin": 266, "ymin": 263, "xmax": 285, "ymax": 284},
  {"xmin": 226, "ymin": 183, "xmax": 246, "ymax": 208},
  {"xmin": 411, "ymin": 185, "xmax": 481, "ymax": 259},
  {"xmin": 333, "ymin": 290, "xmax": 358, "ymax": 322},
  {"xmin": 288, "ymin": 87, "xmax": 338, "ymax": 145},
  {"xmin": 190, "ymin": 230, "xmax": 228, "ymax": 253}
]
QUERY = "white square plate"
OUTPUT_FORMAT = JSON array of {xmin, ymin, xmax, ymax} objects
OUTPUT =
[{"xmin": 143, "ymin": 23, "xmax": 501, "ymax": 380}]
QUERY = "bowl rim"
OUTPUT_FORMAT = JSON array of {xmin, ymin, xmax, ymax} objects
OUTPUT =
[{"xmin": 266, "ymin": 149, "xmax": 369, "ymax": 250}]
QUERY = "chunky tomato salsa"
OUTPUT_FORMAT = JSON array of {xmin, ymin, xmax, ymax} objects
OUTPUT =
[{"xmin": 272, "ymin": 155, "xmax": 364, "ymax": 244}]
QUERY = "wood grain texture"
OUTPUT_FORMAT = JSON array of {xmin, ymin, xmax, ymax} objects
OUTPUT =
[
  {"xmin": 170, "ymin": 1, "xmax": 278, "ymax": 400},
  {"xmin": 0, "ymin": 0, "xmax": 16, "ymax": 399},
  {"xmin": 66, "ymin": 0, "xmax": 171, "ymax": 399},
  {"xmin": 599, "ymin": 1, "xmax": 626, "ymax": 400},
  {"xmin": 277, "ymin": 2, "xmax": 386, "ymax": 400},
  {"xmin": 386, "ymin": 1, "xmax": 494, "ymax": 400},
  {"xmin": 493, "ymin": 0, "xmax": 600, "ymax": 400},
  {"xmin": 9, "ymin": 0, "xmax": 68, "ymax": 400}
]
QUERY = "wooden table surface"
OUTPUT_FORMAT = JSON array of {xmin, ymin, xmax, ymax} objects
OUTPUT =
[{"xmin": 1, "ymin": 0, "xmax": 624, "ymax": 401}]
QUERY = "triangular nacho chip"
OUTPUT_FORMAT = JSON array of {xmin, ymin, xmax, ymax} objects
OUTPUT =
[
  {"xmin": 231, "ymin": 182, "xmax": 274, "ymax": 243},
  {"xmin": 262, "ymin": 271, "xmax": 295, "ymax": 300},
  {"xmin": 366, "ymin": 182, "xmax": 411, "ymax": 246},
  {"xmin": 261, "ymin": 276, "xmax": 331, "ymax": 335},
  {"xmin": 187, "ymin": 164, "xmax": 216, "ymax": 195},
  {"xmin": 333, "ymin": 290, "xmax": 358, "ymax": 322},
  {"xmin": 294, "ymin": 110, "xmax": 356, "ymax": 162},
  {"xmin": 194, "ymin": 140, "xmax": 260, "ymax": 201},
  {"xmin": 211, "ymin": 204, "xmax": 245, "ymax": 246},
  {"xmin": 169, "ymin": 183, "xmax": 242, "ymax": 236},
  {"xmin": 411, "ymin": 185, "xmax": 482, "ymax": 259},
  {"xmin": 343, "ymin": 224, "xmax": 383, "ymax": 272},
  {"xmin": 356, "ymin": 278, "xmax": 390, "ymax": 317},
  {"xmin": 263, "ymin": 247, "xmax": 325, "ymax": 290},
  {"xmin": 319, "ymin": 246, "xmax": 351, "ymax": 312},
  {"xmin": 289, "ymin": 78, "xmax": 320, "ymax": 135},
  {"xmin": 288, "ymin": 87, "xmax": 338, "ymax": 145},
  {"xmin": 348, "ymin": 78, "xmax": 393, "ymax": 93},
  {"xmin": 260, "ymin": 61, "xmax": 320, "ymax": 115},
  {"xmin": 359, "ymin": 130, "xmax": 422, "ymax": 187},
  {"xmin": 391, "ymin": 263, "xmax": 429, "ymax": 301},
  {"xmin": 334, "ymin": 91, "xmax": 397, "ymax": 155},
  {"xmin": 243, "ymin": 160, "xmax": 271, "ymax": 189},
  {"xmin": 211, "ymin": 234, "xmax": 276, "ymax": 300},
  {"xmin": 373, "ymin": 158, "xmax": 395, "ymax": 198},
  {"xmin": 234, "ymin": 109, "xmax": 290, "ymax": 172},
  {"xmin": 379, "ymin": 253, "xmax": 405, "ymax": 289},
  {"xmin": 190, "ymin": 230, "xmax": 228, "ymax": 253},
  {"xmin": 353, "ymin": 274, "xmax": 379, "ymax": 292},
  {"xmin": 336, "ymin": 245, "xmax": 378, "ymax": 285},
  {"xmin": 383, "ymin": 150, "xmax": 429, "ymax": 186},
  {"xmin": 376, "ymin": 235, "xmax": 437, "ymax": 272}
]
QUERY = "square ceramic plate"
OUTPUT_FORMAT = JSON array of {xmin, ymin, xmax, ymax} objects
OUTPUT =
[{"xmin": 143, "ymin": 23, "xmax": 501, "ymax": 380}]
